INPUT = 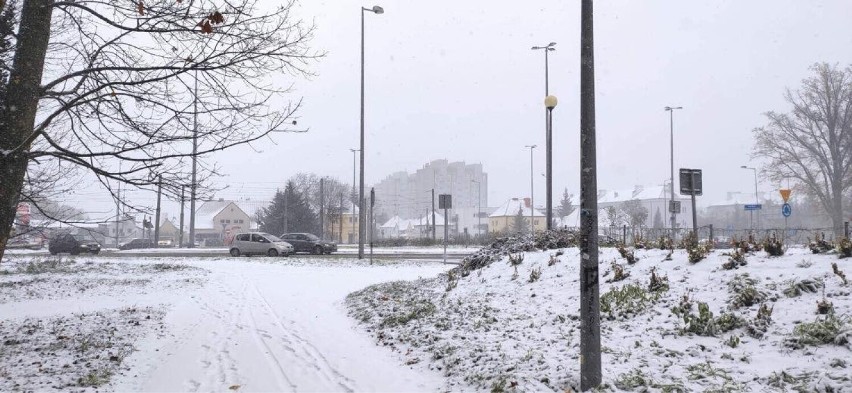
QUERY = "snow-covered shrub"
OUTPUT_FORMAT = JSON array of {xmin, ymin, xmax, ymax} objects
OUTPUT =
[
  {"xmin": 747, "ymin": 303, "xmax": 774, "ymax": 339},
  {"xmin": 658, "ymin": 236, "xmax": 673, "ymax": 250},
  {"xmin": 832, "ymin": 263, "xmax": 848, "ymax": 285},
  {"xmin": 838, "ymin": 238, "xmax": 852, "ymax": 259},
  {"xmin": 721, "ymin": 249, "xmax": 747, "ymax": 270},
  {"xmin": 785, "ymin": 315, "xmax": 851, "ymax": 349},
  {"xmin": 445, "ymin": 269, "xmax": 458, "ymax": 292},
  {"xmin": 605, "ymin": 262, "xmax": 630, "ymax": 283},
  {"xmin": 614, "ymin": 368, "xmax": 650, "ymax": 390},
  {"xmin": 600, "ymin": 283, "xmax": 661, "ymax": 320},
  {"xmin": 678, "ymin": 302, "xmax": 744, "ymax": 337},
  {"xmin": 728, "ymin": 274, "xmax": 766, "ymax": 309},
  {"xmin": 796, "ymin": 259, "xmax": 814, "ymax": 268},
  {"xmin": 508, "ymin": 253, "xmax": 524, "ymax": 280},
  {"xmin": 763, "ymin": 235, "xmax": 785, "ymax": 257},
  {"xmin": 809, "ymin": 233, "xmax": 834, "ymax": 254},
  {"xmin": 783, "ymin": 279, "xmax": 820, "ymax": 297},
  {"xmin": 816, "ymin": 298, "xmax": 834, "ymax": 315},
  {"xmin": 527, "ymin": 267, "xmax": 542, "ymax": 283},
  {"xmin": 725, "ymin": 334, "xmax": 740, "ymax": 348},
  {"xmin": 648, "ymin": 267, "xmax": 669, "ymax": 293},
  {"xmin": 617, "ymin": 244, "xmax": 638, "ymax": 264}
]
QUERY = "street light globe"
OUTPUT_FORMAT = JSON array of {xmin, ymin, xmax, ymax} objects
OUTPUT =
[
  {"xmin": 372, "ymin": 5, "xmax": 384, "ymax": 14},
  {"xmin": 545, "ymin": 95, "xmax": 558, "ymax": 109}
]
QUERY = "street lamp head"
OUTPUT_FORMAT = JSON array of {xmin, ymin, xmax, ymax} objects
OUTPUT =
[
  {"xmin": 665, "ymin": 106, "xmax": 683, "ymax": 111},
  {"xmin": 531, "ymin": 46, "xmax": 542, "ymax": 50},
  {"xmin": 548, "ymin": 42, "xmax": 557, "ymax": 47},
  {"xmin": 740, "ymin": 165, "xmax": 748, "ymax": 169},
  {"xmin": 371, "ymin": 5, "xmax": 384, "ymax": 14},
  {"xmin": 545, "ymin": 95, "xmax": 558, "ymax": 109}
]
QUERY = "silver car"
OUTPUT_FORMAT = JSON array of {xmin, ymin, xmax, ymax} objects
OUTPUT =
[{"xmin": 229, "ymin": 232, "xmax": 294, "ymax": 257}]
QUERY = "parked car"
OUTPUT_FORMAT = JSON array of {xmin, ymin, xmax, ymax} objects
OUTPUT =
[
  {"xmin": 157, "ymin": 239, "xmax": 174, "ymax": 247},
  {"xmin": 279, "ymin": 233, "xmax": 338, "ymax": 255},
  {"xmin": 49, "ymin": 233, "xmax": 101, "ymax": 255},
  {"xmin": 229, "ymin": 232, "xmax": 294, "ymax": 257},
  {"xmin": 119, "ymin": 238, "xmax": 154, "ymax": 250}
]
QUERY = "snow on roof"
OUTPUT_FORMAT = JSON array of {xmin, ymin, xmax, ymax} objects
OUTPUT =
[
  {"xmin": 235, "ymin": 199, "xmax": 270, "ymax": 221},
  {"xmin": 597, "ymin": 185, "xmax": 671, "ymax": 204},
  {"xmin": 554, "ymin": 209, "xmax": 581, "ymax": 228},
  {"xmin": 381, "ymin": 216, "xmax": 403, "ymax": 228},
  {"xmin": 194, "ymin": 200, "xmax": 237, "ymax": 230},
  {"xmin": 489, "ymin": 198, "xmax": 545, "ymax": 218}
]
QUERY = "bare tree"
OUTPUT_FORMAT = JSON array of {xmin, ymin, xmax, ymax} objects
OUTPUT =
[
  {"xmin": 753, "ymin": 63, "xmax": 852, "ymax": 236},
  {"xmin": 0, "ymin": 0, "xmax": 317, "ymax": 259},
  {"xmin": 620, "ymin": 199, "xmax": 648, "ymax": 228},
  {"xmin": 290, "ymin": 172, "xmax": 350, "ymax": 238}
]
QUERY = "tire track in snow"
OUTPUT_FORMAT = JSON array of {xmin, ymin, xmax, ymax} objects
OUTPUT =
[{"xmin": 249, "ymin": 283, "xmax": 357, "ymax": 393}]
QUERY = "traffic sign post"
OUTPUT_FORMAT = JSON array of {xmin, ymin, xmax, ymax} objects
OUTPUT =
[
  {"xmin": 780, "ymin": 189, "xmax": 792, "ymax": 244},
  {"xmin": 439, "ymin": 194, "xmax": 451, "ymax": 264},
  {"xmin": 679, "ymin": 168, "xmax": 703, "ymax": 237},
  {"xmin": 744, "ymin": 204, "xmax": 763, "ymax": 211}
]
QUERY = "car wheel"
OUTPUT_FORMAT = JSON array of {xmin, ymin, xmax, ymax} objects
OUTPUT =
[
  {"xmin": 91, "ymin": 250, "xmax": 100, "ymax": 255},
  {"xmin": 313, "ymin": 245, "xmax": 323, "ymax": 255},
  {"xmin": 230, "ymin": 248, "xmax": 240, "ymax": 257},
  {"xmin": 267, "ymin": 249, "xmax": 279, "ymax": 257}
]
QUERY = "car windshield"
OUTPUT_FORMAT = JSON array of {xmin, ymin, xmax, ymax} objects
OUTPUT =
[{"xmin": 262, "ymin": 233, "xmax": 282, "ymax": 242}]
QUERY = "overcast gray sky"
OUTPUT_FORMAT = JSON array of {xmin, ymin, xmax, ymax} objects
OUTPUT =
[{"xmin": 67, "ymin": 0, "xmax": 852, "ymax": 220}]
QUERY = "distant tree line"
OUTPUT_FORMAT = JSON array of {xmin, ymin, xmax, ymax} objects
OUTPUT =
[{"xmin": 255, "ymin": 173, "xmax": 352, "ymax": 240}]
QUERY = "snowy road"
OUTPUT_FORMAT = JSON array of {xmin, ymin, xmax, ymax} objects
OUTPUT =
[
  {"xmin": 0, "ymin": 256, "xmax": 452, "ymax": 392},
  {"xmin": 108, "ymin": 260, "xmax": 451, "ymax": 392}
]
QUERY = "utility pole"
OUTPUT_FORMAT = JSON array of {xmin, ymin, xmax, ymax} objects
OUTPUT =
[
  {"xmin": 525, "ymin": 145, "xmax": 537, "ymax": 236},
  {"xmin": 665, "ymin": 105, "xmax": 683, "ymax": 239},
  {"xmin": 189, "ymin": 70, "xmax": 198, "ymax": 249},
  {"xmin": 283, "ymin": 190, "xmax": 289, "ymax": 233},
  {"xmin": 179, "ymin": 186, "xmax": 185, "ymax": 248},
  {"xmin": 350, "ymin": 148, "xmax": 358, "ymax": 244},
  {"xmin": 320, "ymin": 178, "xmax": 325, "ymax": 240},
  {"xmin": 154, "ymin": 174, "xmax": 162, "ymax": 247},
  {"xmin": 580, "ymin": 0, "xmax": 601, "ymax": 389},
  {"xmin": 432, "ymin": 188, "xmax": 436, "ymax": 240},
  {"xmin": 339, "ymin": 193, "xmax": 344, "ymax": 243}
]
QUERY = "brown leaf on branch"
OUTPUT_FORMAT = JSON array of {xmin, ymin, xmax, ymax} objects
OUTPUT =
[
  {"xmin": 210, "ymin": 11, "xmax": 225, "ymax": 24},
  {"xmin": 137, "ymin": 1, "xmax": 144, "ymax": 16},
  {"xmin": 201, "ymin": 20, "xmax": 213, "ymax": 34}
]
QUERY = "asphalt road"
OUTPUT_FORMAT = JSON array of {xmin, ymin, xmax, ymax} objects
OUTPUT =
[{"xmin": 10, "ymin": 249, "xmax": 469, "ymax": 263}]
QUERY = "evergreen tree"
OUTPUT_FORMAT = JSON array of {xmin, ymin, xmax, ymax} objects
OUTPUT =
[
  {"xmin": 652, "ymin": 208, "xmax": 664, "ymax": 229},
  {"xmin": 558, "ymin": 188, "xmax": 576, "ymax": 217},
  {"xmin": 257, "ymin": 181, "xmax": 319, "ymax": 236},
  {"xmin": 511, "ymin": 207, "xmax": 529, "ymax": 234}
]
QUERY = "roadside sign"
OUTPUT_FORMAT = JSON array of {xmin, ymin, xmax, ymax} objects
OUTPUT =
[
  {"xmin": 438, "ymin": 194, "xmax": 452, "ymax": 209},
  {"xmin": 782, "ymin": 203, "xmax": 792, "ymax": 217},
  {"xmin": 668, "ymin": 200, "xmax": 681, "ymax": 214},
  {"xmin": 780, "ymin": 189, "xmax": 792, "ymax": 203},
  {"xmin": 679, "ymin": 168, "xmax": 703, "ymax": 196},
  {"xmin": 744, "ymin": 204, "xmax": 762, "ymax": 211}
]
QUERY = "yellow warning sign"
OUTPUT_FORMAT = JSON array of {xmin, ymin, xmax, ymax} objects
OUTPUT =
[{"xmin": 780, "ymin": 189, "xmax": 792, "ymax": 203}]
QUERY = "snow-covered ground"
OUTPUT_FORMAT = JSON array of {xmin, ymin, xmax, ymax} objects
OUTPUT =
[
  {"xmin": 0, "ymin": 254, "xmax": 454, "ymax": 392},
  {"xmin": 347, "ymin": 245, "xmax": 852, "ymax": 392}
]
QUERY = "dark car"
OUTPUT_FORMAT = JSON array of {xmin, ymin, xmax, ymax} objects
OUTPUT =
[
  {"xmin": 279, "ymin": 233, "xmax": 337, "ymax": 255},
  {"xmin": 49, "ymin": 233, "xmax": 101, "ymax": 255},
  {"xmin": 119, "ymin": 238, "xmax": 154, "ymax": 251}
]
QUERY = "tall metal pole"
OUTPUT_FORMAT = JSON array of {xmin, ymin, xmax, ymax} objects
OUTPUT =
[
  {"xmin": 752, "ymin": 169, "xmax": 759, "ymax": 231},
  {"xmin": 320, "ymin": 178, "xmax": 325, "ymax": 240},
  {"xmin": 189, "ymin": 70, "xmax": 198, "ymax": 248},
  {"xmin": 665, "ymin": 106, "xmax": 682, "ymax": 239},
  {"xmin": 525, "ymin": 145, "xmax": 536, "ymax": 236},
  {"xmin": 546, "ymin": 103, "xmax": 555, "ymax": 230},
  {"xmin": 432, "ymin": 188, "xmax": 436, "ymax": 240},
  {"xmin": 179, "ymin": 186, "xmax": 185, "ymax": 248},
  {"xmin": 579, "ymin": 0, "xmax": 601, "ymax": 389},
  {"xmin": 358, "ymin": 7, "xmax": 366, "ymax": 259},
  {"xmin": 154, "ymin": 174, "xmax": 162, "ymax": 246},
  {"xmin": 350, "ymin": 148, "xmax": 358, "ymax": 244}
]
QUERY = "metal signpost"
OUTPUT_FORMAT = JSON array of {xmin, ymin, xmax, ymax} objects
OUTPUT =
[
  {"xmin": 679, "ymin": 168, "xmax": 703, "ymax": 236},
  {"xmin": 780, "ymin": 189, "xmax": 792, "ymax": 243},
  {"xmin": 370, "ymin": 188, "xmax": 375, "ymax": 265},
  {"xmin": 439, "ymin": 194, "xmax": 451, "ymax": 264}
]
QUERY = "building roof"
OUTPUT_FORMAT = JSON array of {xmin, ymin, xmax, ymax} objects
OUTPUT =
[
  {"xmin": 489, "ymin": 198, "xmax": 545, "ymax": 218},
  {"xmin": 597, "ymin": 185, "xmax": 677, "ymax": 204},
  {"xmin": 194, "ymin": 200, "xmax": 242, "ymax": 230}
]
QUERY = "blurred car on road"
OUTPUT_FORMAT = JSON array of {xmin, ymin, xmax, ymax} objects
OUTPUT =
[
  {"xmin": 279, "ymin": 233, "xmax": 337, "ymax": 255},
  {"xmin": 49, "ymin": 233, "xmax": 101, "ymax": 255},
  {"xmin": 119, "ymin": 238, "xmax": 154, "ymax": 250},
  {"xmin": 229, "ymin": 232, "xmax": 294, "ymax": 257}
]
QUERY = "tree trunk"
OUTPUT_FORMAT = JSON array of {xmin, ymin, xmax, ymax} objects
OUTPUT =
[
  {"xmin": 832, "ymin": 184, "xmax": 844, "ymax": 238},
  {"xmin": 0, "ymin": 0, "xmax": 54, "ymax": 262}
]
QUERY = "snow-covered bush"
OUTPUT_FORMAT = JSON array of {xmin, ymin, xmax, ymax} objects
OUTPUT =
[
  {"xmin": 832, "ymin": 263, "xmax": 848, "ymax": 285},
  {"xmin": 785, "ymin": 315, "xmax": 851, "ymax": 349},
  {"xmin": 600, "ymin": 283, "xmax": 662, "ymax": 320},
  {"xmin": 617, "ymin": 244, "xmax": 638, "ymax": 264},
  {"xmin": 746, "ymin": 303, "xmax": 773, "ymax": 338},
  {"xmin": 721, "ymin": 249, "xmax": 747, "ymax": 270},
  {"xmin": 782, "ymin": 278, "xmax": 820, "ymax": 297},
  {"xmin": 605, "ymin": 262, "xmax": 629, "ymax": 283},
  {"xmin": 838, "ymin": 238, "xmax": 852, "ymax": 259},
  {"xmin": 763, "ymin": 234, "xmax": 785, "ymax": 256},
  {"xmin": 728, "ymin": 274, "xmax": 767, "ymax": 309},
  {"xmin": 677, "ymin": 302, "xmax": 744, "ymax": 337},
  {"xmin": 809, "ymin": 232, "xmax": 834, "ymax": 254},
  {"xmin": 648, "ymin": 267, "xmax": 669, "ymax": 293}
]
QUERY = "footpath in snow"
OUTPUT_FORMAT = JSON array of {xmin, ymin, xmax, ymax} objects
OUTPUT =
[
  {"xmin": 0, "ymin": 255, "xmax": 452, "ymax": 392},
  {"xmin": 347, "ymin": 234, "xmax": 852, "ymax": 392}
]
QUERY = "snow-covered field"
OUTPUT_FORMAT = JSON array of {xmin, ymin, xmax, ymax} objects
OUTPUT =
[
  {"xmin": 0, "ymin": 254, "xmax": 453, "ymax": 392},
  {"xmin": 347, "ymin": 245, "xmax": 852, "ymax": 392}
]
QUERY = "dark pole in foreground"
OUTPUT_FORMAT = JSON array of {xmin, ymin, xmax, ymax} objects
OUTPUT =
[
  {"xmin": 579, "ymin": 0, "xmax": 601, "ymax": 389},
  {"xmin": 432, "ymin": 189, "xmax": 436, "ymax": 241},
  {"xmin": 359, "ymin": 5, "xmax": 384, "ymax": 259}
]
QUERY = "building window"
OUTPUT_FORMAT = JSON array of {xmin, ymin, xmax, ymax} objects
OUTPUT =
[{"xmin": 226, "ymin": 219, "xmax": 231, "ymax": 223}]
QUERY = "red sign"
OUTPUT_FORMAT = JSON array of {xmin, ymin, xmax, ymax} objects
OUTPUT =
[{"xmin": 16, "ymin": 202, "xmax": 30, "ymax": 226}]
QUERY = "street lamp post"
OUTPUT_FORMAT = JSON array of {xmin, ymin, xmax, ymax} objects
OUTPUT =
[
  {"xmin": 741, "ymin": 166, "xmax": 759, "ymax": 231},
  {"xmin": 350, "ymin": 148, "xmax": 359, "ymax": 244},
  {"xmin": 359, "ymin": 5, "xmax": 384, "ymax": 259},
  {"xmin": 545, "ymin": 95, "xmax": 558, "ymax": 230},
  {"xmin": 532, "ymin": 43, "xmax": 556, "ymax": 231},
  {"xmin": 664, "ymin": 106, "xmax": 683, "ymax": 239},
  {"xmin": 525, "ymin": 145, "xmax": 537, "ymax": 236},
  {"xmin": 471, "ymin": 179, "xmax": 481, "ymax": 238}
]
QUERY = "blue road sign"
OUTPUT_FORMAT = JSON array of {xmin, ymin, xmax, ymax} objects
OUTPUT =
[
  {"xmin": 782, "ymin": 203, "xmax": 792, "ymax": 217},
  {"xmin": 744, "ymin": 204, "xmax": 762, "ymax": 211}
]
